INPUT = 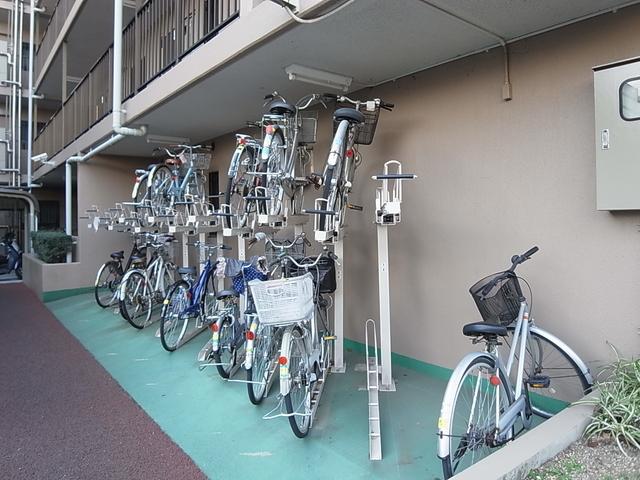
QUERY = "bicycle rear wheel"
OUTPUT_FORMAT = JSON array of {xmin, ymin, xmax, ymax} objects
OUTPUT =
[
  {"xmin": 504, "ymin": 327, "xmax": 592, "ymax": 418},
  {"xmin": 439, "ymin": 355, "xmax": 513, "ymax": 479},
  {"xmin": 148, "ymin": 165, "xmax": 173, "ymax": 217},
  {"xmin": 264, "ymin": 130, "xmax": 286, "ymax": 217},
  {"xmin": 160, "ymin": 281, "xmax": 191, "ymax": 351},
  {"xmin": 119, "ymin": 271, "xmax": 152, "ymax": 329},
  {"xmin": 94, "ymin": 261, "xmax": 121, "ymax": 308},
  {"xmin": 283, "ymin": 328, "xmax": 312, "ymax": 438}
]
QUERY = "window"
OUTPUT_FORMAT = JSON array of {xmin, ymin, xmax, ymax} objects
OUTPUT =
[
  {"xmin": 21, "ymin": 43, "xmax": 29, "ymax": 72},
  {"xmin": 620, "ymin": 77, "xmax": 640, "ymax": 121},
  {"xmin": 208, "ymin": 171, "xmax": 219, "ymax": 209}
]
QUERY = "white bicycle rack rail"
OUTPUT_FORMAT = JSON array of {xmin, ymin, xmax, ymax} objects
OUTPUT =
[{"xmin": 363, "ymin": 160, "xmax": 416, "ymax": 460}]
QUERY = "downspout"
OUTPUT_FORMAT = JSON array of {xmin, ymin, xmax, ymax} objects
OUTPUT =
[{"xmin": 27, "ymin": 1, "xmax": 45, "ymax": 191}]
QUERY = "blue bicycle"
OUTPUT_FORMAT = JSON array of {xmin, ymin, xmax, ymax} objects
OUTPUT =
[{"xmin": 160, "ymin": 244, "xmax": 228, "ymax": 351}]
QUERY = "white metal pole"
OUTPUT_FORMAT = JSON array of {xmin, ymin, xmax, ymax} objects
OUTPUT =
[
  {"xmin": 27, "ymin": 0, "xmax": 35, "ymax": 189},
  {"xmin": 377, "ymin": 224, "xmax": 394, "ymax": 391},
  {"xmin": 11, "ymin": 0, "xmax": 18, "ymax": 186},
  {"xmin": 65, "ymin": 161, "xmax": 72, "ymax": 263},
  {"xmin": 181, "ymin": 233, "xmax": 189, "ymax": 267},
  {"xmin": 16, "ymin": 1, "xmax": 23, "ymax": 186},
  {"xmin": 238, "ymin": 235, "xmax": 246, "ymax": 322},
  {"xmin": 333, "ymin": 237, "xmax": 345, "ymax": 372},
  {"xmin": 112, "ymin": 0, "xmax": 123, "ymax": 129},
  {"xmin": 215, "ymin": 231, "xmax": 224, "ymax": 292}
]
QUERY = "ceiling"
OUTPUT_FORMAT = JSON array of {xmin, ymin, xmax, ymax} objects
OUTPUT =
[{"xmin": 37, "ymin": 0, "xmax": 640, "ymax": 163}]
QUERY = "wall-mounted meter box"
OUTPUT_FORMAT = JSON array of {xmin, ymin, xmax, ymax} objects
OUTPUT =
[{"xmin": 594, "ymin": 57, "xmax": 640, "ymax": 210}]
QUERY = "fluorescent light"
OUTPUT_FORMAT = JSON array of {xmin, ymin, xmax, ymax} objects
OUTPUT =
[
  {"xmin": 285, "ymin": 64, "xmax": 352, "ymax": 92},
  {"xmin": 146, "ymin": 134, "xmax": 191, "ymax": 145}
]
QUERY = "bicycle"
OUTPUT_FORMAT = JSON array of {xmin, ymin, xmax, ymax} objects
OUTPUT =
[
  {"xmin": 94, "ymin": 238, "xmax": 146, "ymax": 308},
  {"xmin": 145, "ymin": 145, "xmax": 211, "ymax": 219},
  {"xmin": 118, "ymin": 234, "xmax": 176, "ymax": 329},
  {"xmin": 437, "ymin": 247, "xmax": 594, "ymax": 478},
  {"xmin": 223, "ymin": 134, "xmax": 263, "ymax": 229},
  {"xmin": 257, "ymin": 92, "xmax": 321, "ymax": 220},
  {"xmin": 160, "ymin": 243, "xmax": 229, "ymax": 352},
  {"xmin": 306, "ymin": 94, "xmax": 394, "ymax": 239},
  {"xmin": 244, "ymin": 232, "xmax": 309, "ymax": 405},
  {"xmin": 250, "ymin": 246, "xmax": 338, "ymax": 438}
]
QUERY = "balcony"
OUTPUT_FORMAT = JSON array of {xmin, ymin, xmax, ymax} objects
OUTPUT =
[
  {"xmin": 33, "ymin": 0, "xmax": 240, "ymax": 165},
  {"xmin": 35, "ymin": 0, "xmax": 80, "ymax": 80}
]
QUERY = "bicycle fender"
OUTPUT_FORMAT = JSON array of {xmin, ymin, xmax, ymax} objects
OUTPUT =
[
  {"xmin": 261, "ymin": 126, "xmax": 279, "ymax": 161},
  {"xmin": 211, "ymin": 316, "xmax": 226, "ymax": 352},
  {"xmin": 145, "ymin": 164, "xmax": 165, "ymax": 189},
  {"xmin": 228, "ymin": 144, "xmax": 246, "ymax": 177},
  {"xmin": 437, "ymin": 352, "xmax": 505, "ymax": 460},
  {"xmin": 279, "ymin": 326, "xmax": 296, "ymax": 397},
  {"xmin": 131, "ymin": 173, "xmax": 147, "ymax": 200},
  {"xmin": 95, "ymin": 261, "xmax": 113, "ymax": 287},
  {"xmin": 244, "ymin": 318, "xmax": 259, "ymax": 369}
]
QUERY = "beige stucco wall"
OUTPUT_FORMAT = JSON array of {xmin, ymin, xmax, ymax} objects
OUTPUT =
[{"xmin": 205, "ymin": 9, "xmax": 640, "ymax": 371}]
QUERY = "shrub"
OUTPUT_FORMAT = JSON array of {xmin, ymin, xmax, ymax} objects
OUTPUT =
[
  {"xmin": 579, "ymin": 346, "xmax": 640, "ymax": 455},
  {"xmin": 31, "ymin": 230, "xmax": 73, "ymax": 263}
]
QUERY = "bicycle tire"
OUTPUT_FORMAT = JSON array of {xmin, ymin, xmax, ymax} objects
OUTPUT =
[
  {"xmin": 320, "ymin": 133, "xmax": 347, "ymax": 232},
  {"xmin": 94, "ymin": 261, "xmax": 121, "ymax": 308},
  {"xmin": 148, "ymin": 165, "xmax": 173, "ymax": 217},
  {"xmin": 283, "ymin": 327, "xmax": 312, "ymax": 438},
  {"xmin": 247, "ymin": 324, "xmax": 274, "ymax": 405},
  {"xmin": 213, "ymin": 317, "xmax": 237, "ymax": 379},
  {"xmin": 134, "ymin": 177, "xmax": 151, "ymax": 227},
  {"xmin": 160, "ymin": 280, "xmax": 191, "ymax": 351},
  {"xmin": 504, "ymin": 327, "xmax": 592, "ymax": 418},
  {"xmin": 439, "ymin": 355, "xmax": 513, "ymax": 479},
  {"xmin": 264, "ymin": 129, "xmax": 286, "ymax": 217},
  {"xmin": 119, "ymin": 271, "xmax": 152, "ymax": 329},
  {"xmin": 224, "ymin": 147, "xmax": 254, "ymax": 229}
]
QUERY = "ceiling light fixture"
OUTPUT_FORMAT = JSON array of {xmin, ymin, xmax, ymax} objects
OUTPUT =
[
  {"xmin": 285, "ymin": 64, "xmax": 352, "ymax": 92},
  {"xmin": 146, "ymin": 134, "xmax": 192, "ymax": 145}
]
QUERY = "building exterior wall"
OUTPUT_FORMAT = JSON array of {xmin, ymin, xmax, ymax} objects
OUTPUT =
[{"xmin": 204, "ymin": 9, "xmax": 640, "ymax": 371}]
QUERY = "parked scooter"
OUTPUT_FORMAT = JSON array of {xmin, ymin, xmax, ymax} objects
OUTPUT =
[{"xmin": 0, "ymin": 232, "xmax": 22, "ymax": 279}]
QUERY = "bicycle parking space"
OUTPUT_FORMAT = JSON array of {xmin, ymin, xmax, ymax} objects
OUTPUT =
[{"xmin": 47, "ymin": 292, "xmax": 448, "ymax": 480}]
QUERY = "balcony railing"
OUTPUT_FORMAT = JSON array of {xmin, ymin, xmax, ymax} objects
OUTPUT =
[
  {"xmin": 33, "ymin": 0, "xmax": 239, "ymax": 163},
  {"xmin": 35, "ymin": 0, "xmax": 78, "ymax": 78}
]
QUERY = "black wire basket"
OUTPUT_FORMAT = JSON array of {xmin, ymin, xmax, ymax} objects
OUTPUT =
[
  {"xmin": 469, "ymin": 272, "xmax": 523, "ymax": 326},
  {"xmin": 286, "ymin": 256, "xmax": 336, "ymax": 294},
  {"xmin": 332, "ymin": 103, "xmax": 381, "ymax": 145}
]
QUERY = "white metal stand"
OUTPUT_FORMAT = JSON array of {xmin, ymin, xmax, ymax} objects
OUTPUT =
[
  {"xmin": 333, "ymin": 235, "xmax": 345, "ymax": 373},
  {"xmin": 365, "ymin": 319, "xmax": 382, "ymax": 460}
]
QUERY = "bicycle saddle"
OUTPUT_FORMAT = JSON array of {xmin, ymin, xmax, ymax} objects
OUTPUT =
[
  {"xmin": 462, "ymin": 322, "xmax": 508, "ymax": 338},
  {"xmin": 334, "ymin": 107, "xmax": 365, "ymax": 124},
  {"xmin": 110, "ymin": 251, "xmax": 124, "ymax": 260},
  {"xmin": 216, "ymin": 289, "xmax": 239, "ymax": 300},
  {"xmin": 268, "ymin": 100, "xmax": 295, "ymax": 116},
  {"xmin": 178, "ymin": 266, "xmax": 197, "ymax": 276},
  {"xmin": 131, "ymin": 255, "xmax": 146, "ymax": 264}
]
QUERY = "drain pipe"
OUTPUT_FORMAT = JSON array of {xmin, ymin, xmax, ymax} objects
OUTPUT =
[{"xmin": 27, "ymin": 1, "xmax": 46, "ymax": 191}]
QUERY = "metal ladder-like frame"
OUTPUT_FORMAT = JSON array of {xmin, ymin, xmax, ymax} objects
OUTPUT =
[{"xmin": 365, "ymin": 319, "xmax": 382, "ymax": 460}]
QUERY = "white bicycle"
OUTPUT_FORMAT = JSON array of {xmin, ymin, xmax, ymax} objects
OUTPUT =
[
  {"xmin": 437, "ymin": 247, "xmax": 594, "ymax": 478},
  {"xmin": 118, "ymin": 234, "xmax": 176, "ymax": 329}
]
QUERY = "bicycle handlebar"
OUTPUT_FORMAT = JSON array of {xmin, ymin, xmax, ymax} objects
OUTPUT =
[
  {"xmin": 322, "ymin": 93, "xmax": 394, "ymax": 112},
  {"xmin": 508, "ymin": 246, "xmax": 539, "ymax": 272}
]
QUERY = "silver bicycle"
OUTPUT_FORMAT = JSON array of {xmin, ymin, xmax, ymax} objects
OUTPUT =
[{"xmin": 437, "ymin": 247, "xmax": 594, "ymax": 478}]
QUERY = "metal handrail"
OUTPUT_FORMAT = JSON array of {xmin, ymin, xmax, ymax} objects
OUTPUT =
[
  {"xmin": 35, "ymin": 0, "xmax": 77, "ymax": 77},
  {"xmin": 33, "ymin": 0, "xmax": 240, "ymax": 160}
]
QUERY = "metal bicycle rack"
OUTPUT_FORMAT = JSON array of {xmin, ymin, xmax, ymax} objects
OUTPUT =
[{"xmin": 362, "ymin": 160, "xmax": 416, "ymax": 460}]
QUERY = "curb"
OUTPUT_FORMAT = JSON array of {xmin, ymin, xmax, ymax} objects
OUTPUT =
[{"xmin": 451, "ymin": 393, "xmax": 598, "ymax": 480}]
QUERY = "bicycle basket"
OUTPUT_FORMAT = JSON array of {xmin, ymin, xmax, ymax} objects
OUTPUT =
[
  {"xmin": 332, "ymin": 102, "xmax": 381, "ymax": 145},
  {"xmin": 469, "ymin": 272, "xmax": 522, "ymax": 326},
  {"xmin": 185, "ymin": 152, "xmax": 212, "ymax": 170},
  {"xmin": 299, "ymin": 111, "xmax": 318, "ymax": 145},
  {"xmin": 249, "ymin": 273, "xmax": 314, "ymax": 326},
  {"xmin": 286, "ymin": 256, "xmax": 336, "ymax": 294}
]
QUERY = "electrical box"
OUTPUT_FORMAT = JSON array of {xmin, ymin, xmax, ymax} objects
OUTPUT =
[{"xmin": 594, "ymin": 57, "xmax": 640, "ymax": 210}]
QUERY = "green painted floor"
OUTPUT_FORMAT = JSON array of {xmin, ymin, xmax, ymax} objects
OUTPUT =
[{"xmin": 47, "ymin": 293, "xmax": 447, "ymax": 480}]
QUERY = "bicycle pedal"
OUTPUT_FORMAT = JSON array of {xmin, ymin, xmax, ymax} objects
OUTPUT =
[
  {"xmin": 347, "ymin": 204, "xmax": 364, "ymax": 211},
  {"xmin": 526, "ymin": 375, "xmax": 551, "ymax": 389}
]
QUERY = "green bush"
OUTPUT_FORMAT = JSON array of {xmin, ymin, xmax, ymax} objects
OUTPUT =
[
  {"xmin": 31, "ymin": 230, "xmax": 73, "ymax": 263},
  {"xmin": 579, "ymin": 346, "xmax": 640, "ymax": 455}
]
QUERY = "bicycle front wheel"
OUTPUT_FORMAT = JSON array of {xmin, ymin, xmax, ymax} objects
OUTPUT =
[
  {"xmin": 148, "ymin": 165, "xmax": 173, "ymax": 216},
  {"xmin": 160, "ymin": 281, "xmax": 191, "ymax": 351},
  {"xmin": 283, "ymin": 328, "xmax": 312, "ymax": 438},
  {"xmin": 247, "ymin": 324, "xmax": 277, "ymax": 405},
  {"xmin": 439, "ymin": 355, "xmax": 513, "ymax": 479},
  {"xmin": 264, "ymin": 130, "xmax": 286, "ymax": 217},
  {"xmin": 505, "ymin": 327, "xmax": 592, "ymax": 418},
  {"xmin": 213, "ymin": 317, "xmax": 237, "ymax": 379},
  {"xmin": 224, "ymin": 148, "xmax": 255, "ymax": 229},
  {"xmin": 94, "ymin": 261, "xmax": 121, "ymax": 308},
  {"xmin": 119, "ymin": 271, "xmax": 152, "ymax": 329}
]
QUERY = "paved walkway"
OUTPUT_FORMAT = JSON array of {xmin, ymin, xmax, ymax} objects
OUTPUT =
[{"xmin": 0, "ymin": 283, "xmax": 205, "ymax": 479}]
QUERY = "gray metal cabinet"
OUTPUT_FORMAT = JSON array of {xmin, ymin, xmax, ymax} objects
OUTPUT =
[{"xmin": 593, "ymin": 57, "xmax": 640, "ymax": 210}]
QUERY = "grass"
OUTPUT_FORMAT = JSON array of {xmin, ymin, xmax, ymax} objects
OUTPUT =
[
  {"xmin": 527, "ymin": 458, "xmax": 584, "ymax": 480},
  {"xmin": 577, "ymin": 346, "xmax": 640, "ymax": 456}
]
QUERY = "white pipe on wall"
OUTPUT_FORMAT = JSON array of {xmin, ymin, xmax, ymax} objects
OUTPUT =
[
  {"xmin": 65, "ymin": 160, "xmax": 72, "ymax": 262},
  {"xmin": 27, "ymin": 0, "xmax": 37, "ymax": 190}
]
